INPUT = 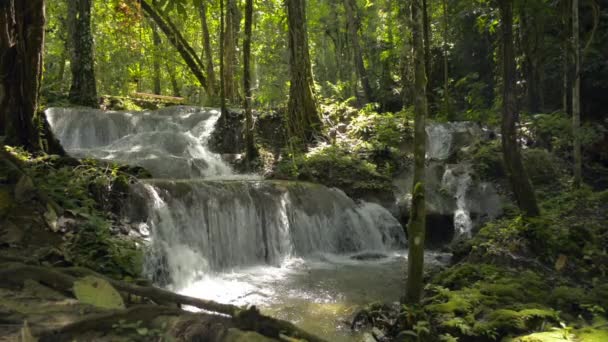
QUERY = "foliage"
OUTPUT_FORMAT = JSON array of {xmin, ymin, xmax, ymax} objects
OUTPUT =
[
  {"xmin": 5, "ymin": 147, "xmax": 144, "ymax": 279},
  {"xmin": 346, "ymin": 105, "xmax": 414, "ymax": 149},
  {"xmin": 526, "ymin": 113, "xmax": 607, "ymax": 156},
  {"xmin": 274, "ymin": 144, "xmax": 393, "ymax": 199}
]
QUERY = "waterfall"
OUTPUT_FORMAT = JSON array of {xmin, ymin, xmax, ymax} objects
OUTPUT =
[
  {"xmin": 133, "ymin": 180, "xmax": 405, "ymax": 288},
  {"xmin": 47, "ymin": 106, "xmax": 407, "ymax": 290},
  {"xmin": 441, "ymin": 166, "xmax": 473, "ymax": 237},
  {"xmin": 46, "ymin": 106, "xmax": 232, "ymax": 178}
]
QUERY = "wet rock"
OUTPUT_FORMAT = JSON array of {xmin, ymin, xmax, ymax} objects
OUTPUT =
[
  {"xmin": 372, "ymin": 327, "xmax": 387, "ymax": 341},
  {"xmin": 360, "ymin": 332, "xmax": 377, "ymax": 342},
  {"xmin": 337, "ymin": 123, "xmax": 348, "ymax": 133},
  {"xmin": 351, "ymin": 252, "xmax": 388, "ymax": 261}
]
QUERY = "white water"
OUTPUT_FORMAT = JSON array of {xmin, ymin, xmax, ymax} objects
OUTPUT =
[
  {"xmin": 47, "ymin": 106, "xmax": 414, "ymax": 339},
  {"xmin": 46, "ymin": 106, "xmax": 232, "ymax": 178}
]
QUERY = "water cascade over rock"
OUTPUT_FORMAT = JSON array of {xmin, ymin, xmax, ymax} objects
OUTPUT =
[
  {"xmin": 394, "ymin": 122, "xmax": 502, "ymax": 242},
  {"xmin": 47, "ymin": 106, "xmax": 407, "ymax": 285}
]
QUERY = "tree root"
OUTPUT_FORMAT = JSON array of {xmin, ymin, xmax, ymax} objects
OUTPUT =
[{"xmin": 1, "ymin": 262, "xmax": 328, "ymax": 342}]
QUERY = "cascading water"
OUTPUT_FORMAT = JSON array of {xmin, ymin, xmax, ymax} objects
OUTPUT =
[{"xmin": 47, "ymin": 106, "xmax": 417, "ymax": 340}]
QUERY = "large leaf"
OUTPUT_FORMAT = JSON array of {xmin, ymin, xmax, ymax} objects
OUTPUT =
[{"xmin": 73, "ymin": 276, "xmax": 126, "ymax": 310}]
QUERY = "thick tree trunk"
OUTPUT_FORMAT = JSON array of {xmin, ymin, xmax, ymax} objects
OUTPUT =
[
  {"xmin": 286, "ymin": 0, "xmax": 321, "ymax": 145},
  {"xmin": 0, "ymin": 0, "xmax": 46, "ymax": 151},
  {"xmin": 152, "ymin": 22, "xmax": 162, "ymax": 95},
  {"xmin": 68, "ymin": 0, "xmax": 98, "ymax": 107},
  {"xmin": 498, "ymin": 0, "xmax": 540, "ymax": 217},
  {"xmin": 223, "ymin": 0, "xmax": 241, "ymax": 103},
  {"xmin": 404, "ymin": 0, "xmax": 427, "ymax": 305},
  {"xmin": 243, "ymin": 0, "xmax": 256, "ymax": 164},
  {"xmin": 139, "ymin": 0, "xmax": 208, "ymax": 92},
  {"xmin": 572, "ymin": 0, "xmax": 582, "ymax": 187},
  {"xmin": 199, "ymin": 0, "xmax": 216, "ymax": 97},
  {"xmin": 344, "ymin": 0, "xmax": 373, "ymax": 103}
]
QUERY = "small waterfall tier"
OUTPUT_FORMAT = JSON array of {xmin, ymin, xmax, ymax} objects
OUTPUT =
[
  {"xmin": 394, "ymin": 122, "xmax": 502, "ymax": 240},
  {"xmin": 131, "ymin": 180, "xmax": 406, "ymax": 287},
  {"xmin": 46, "ymin": 106, "xmax": 232, "ymax": 178}
]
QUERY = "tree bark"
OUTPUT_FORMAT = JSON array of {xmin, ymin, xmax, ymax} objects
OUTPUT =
[
  {"xmin": 404, "ymin": 0, "xmax": 427, "ymax": 305},
  {"xmin": 223, "ymin": 0, "xmax": 241, "ymax": 103},
  {"xmin": 243, "ymin": 0, "xmax": 256, "ymax": 164},
  {"xmin": 0, "ymin": 0, "xmax": 46, "ymax": 151},
  {"xmin": 498, "ymin": 0, "xmax": 540, "ymax": 217},
  {"xmin": 219, "ymin": 0, "xmax": 227, "ymax": 116},
  {"xmin": 152, "ymin": 21, "xmax": 162, "ymax": 95},
  {"xmin": 164, "ymin": 63, "xmax": 180, "ymax": 97},
  {"xmin": 286, "ymin": 0, "xmax": 321, "ymax": 145},
  {"xmin": 67, "ymin": 0, "xmax": 98, "ymax": 107},
  {"xmin": 199, "ymin": 0, "xmax": 216, "ymax": 97},
  {"xmin": 442, "ymin": 0, "xmax": 451, "ymax": 119},
  {"xmin": 344, "ymin": 0, "xmax": 373, "ymax": 103},
  {"xmin": 422, "ymin": 0, "xmax": 431, "ymax": 103},
  {"xmin": 572, "ymin": 0, "xmax": 582, "ymax": 187},
  {"xmin": 138, "ymin": 0, "xmax": 208, "ymax": 92}
]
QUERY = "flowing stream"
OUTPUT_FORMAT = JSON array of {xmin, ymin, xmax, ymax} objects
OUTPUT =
[{"xmin": 47, "ymin": 106, "xmax": 450, "ymax": 340}]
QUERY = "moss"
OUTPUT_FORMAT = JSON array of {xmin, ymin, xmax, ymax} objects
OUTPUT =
[{"xmin": 274, "ymin": 145, "xmax": 393, "ymax": 199}]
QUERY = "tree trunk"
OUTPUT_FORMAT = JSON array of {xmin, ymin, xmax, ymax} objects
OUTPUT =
[
  {"xmin": 199, "ymin": 0, "xmax": 216, "ymax": 97},
  {"xmin": 165, "ymin": 63, "xmax": 180, "ymax": 97},
  {"xmin": 442, "ymin": 0, "xmax": 451, "ymax": 119},
  {"xmin": 344, "ymin": 0, "xmax": 373, "ymax": 103},
  {"xmin": 139, "ymin": 0, "xmax": 208, "ymax": 92},
  {"xmin": 572, "ymin": 0, "xmax": 582, "ymax": 187},
  {"xmin": 219, "ymin": 0, "xmax": 227, "ymax": 116},
  {"xmin": 67, "ymin": 0, "xmax": 98, "ymax": 107},
  {"xmin": 243, "ymin": 0, "xmax": 256, "ymax": 164},
  {"xmin": 422, "ymin": 0, "xmax": 432, "ymax": 103},
  {"xmin": 404, "ymin": 0, "xmax": 428, "ymax": 305},
  {"xmin": 223, "ymin": 0, "xmax": 241, "ymax": 103},
  {"xmin": 152, "ymin": 22, "xmax": 162, "ymax": 95},
  {"xmin": 0, "ymin": 0, "xmax": 46, "ymax": 151},
  {"xmin": 498, "ymin": 0, "xmax": 540, "ymax": 217},
  {"xmin": 286, "ymin": 0, "xmax": 321, "ymax": 145}
]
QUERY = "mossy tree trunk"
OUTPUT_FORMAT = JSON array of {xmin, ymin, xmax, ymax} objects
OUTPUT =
[
  {"xmin": 286, "ymin": 0, "xmax": 322, "ymax": 145},
  {"xmin": 422, "ymin": 0, "xmax": 431, "ymax": 104},
  {"xmin": 405, "ymin": 0, "xmax": 428, "ymax": 305},
  {"xmin": 68, "ymin": 0, "xmax": 98, "ymax": 107},
  {"xmin": 498, "ymin": 0, "xmax": 540, "ymax": 217},
  {"xmin": 572, "ymin": 0, "xmax": 582, "ymax": 187},
  {"xmin": 344, "ymin": 0, "xmax": 373, "ymax": 103},
  {"xmin": 243, "ymin": 0, "xmax": 256, "ymax": 164},
  {"xmin": 0, "ymin": 0, "xmax": 45, "ymax": 151}
]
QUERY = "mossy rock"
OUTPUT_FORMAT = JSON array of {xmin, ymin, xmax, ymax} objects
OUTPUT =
[
  {"xmin": 0, "ymin": 186, "xmax": 12, "ymax": 217},
  {"xmin": 223, "ymin": 328, "xmax": 276, "ymax": 342},
  {"xmin": 73, "ymin": 275, "xmax": 125, "ymax": 309}
]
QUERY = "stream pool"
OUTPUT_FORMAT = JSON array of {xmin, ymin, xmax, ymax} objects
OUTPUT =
[{"xmin": 177, "ymin": 251, "xmax": 449, "ymax": 341}]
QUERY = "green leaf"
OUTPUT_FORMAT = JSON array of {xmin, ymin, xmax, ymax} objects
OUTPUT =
[{"xmin": 73, "ymin": 276, "xmax": 125, "ymax": 309}]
